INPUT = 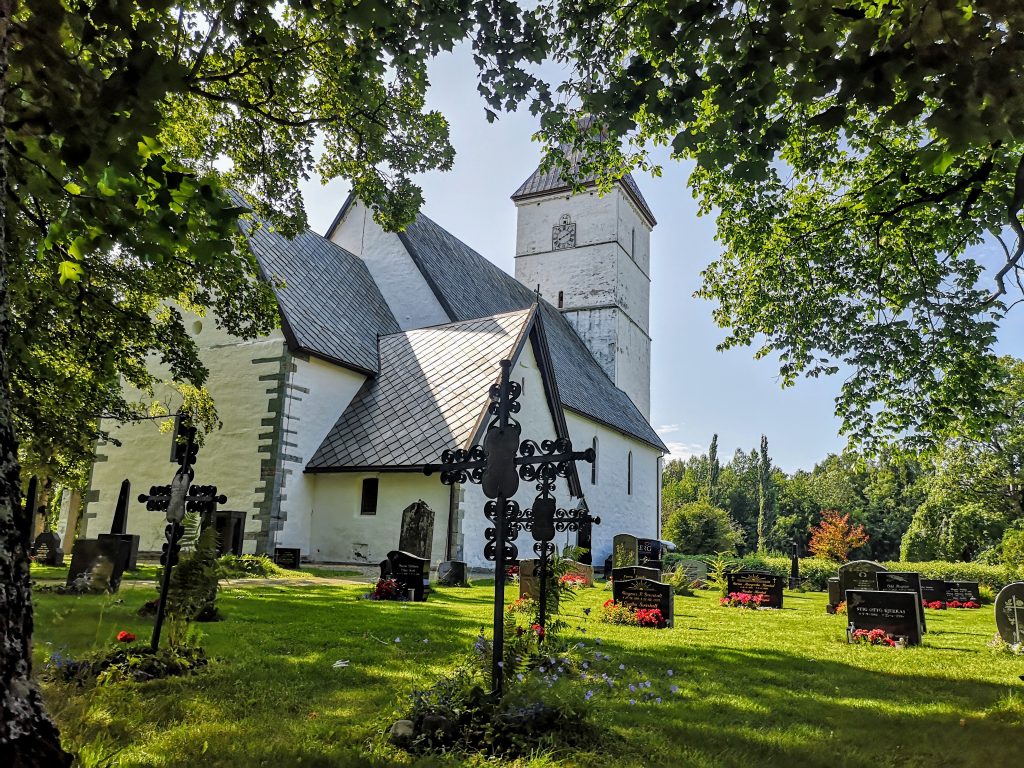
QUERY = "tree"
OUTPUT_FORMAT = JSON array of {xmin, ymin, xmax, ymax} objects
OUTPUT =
[
  {"xmin": 476, "ymin": 1, "xmax": 1024, "ymax": 450},
  {"xmin": 663, "ymin": 500, "xmax": 741, "ymax": 555},
  {"xmin": 1, "ymin": 1, "xmax": 506, "ymax": 762},
  {"xmin": 756, "ymin": 435, "xmax": 772, "ymax": 552},
  {"xmin": 705, "ymin": 433, "xmax": 720, "ymax": 504},
  {"xmin": 809, "ymin": 511, "xmax": 870, "ymax": 563}
]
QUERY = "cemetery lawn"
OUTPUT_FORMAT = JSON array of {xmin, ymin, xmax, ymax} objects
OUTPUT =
[{"xmin": 33, "ymin": 581, "xmax": 1024, "ymax": 768}]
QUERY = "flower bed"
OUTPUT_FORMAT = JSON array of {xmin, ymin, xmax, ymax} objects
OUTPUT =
[
  {"xmin": 559, "ymin": 573, "xmax": 588, "ymax": 588},
  {"xmin": 719, "ymin": 592, "xmax": 765, "ymax": 609},
  {"xmin": 597, "ymin": 599, "xmax": 666, "ymax": 628},
  {"xmin": 366, "ymin": 577, "xmax": 406, "ymax": 601},
  {"xmin": 947, "ymin": 599, "xmax": 980, "ymax": 609},
  {"xmin": 923, "ymin": 600, "xmax": 945, "ymax": 610},
  {"xmin": 850, "ymin": 628, "xmax": 899, "ymax": 647}
]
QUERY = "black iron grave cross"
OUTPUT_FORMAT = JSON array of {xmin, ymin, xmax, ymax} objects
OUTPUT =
[
  {"xmin": 138, "ymin": 421, "xmax": 226, "ymax": 651},
  {"xmin": 425, "ymin": 359, "xmax": 594, "ymax": 694}
]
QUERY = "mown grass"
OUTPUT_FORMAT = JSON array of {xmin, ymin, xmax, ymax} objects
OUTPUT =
[{"xmin": 32, "ymin": 581, "xmax": 1024, "ymax": 768}]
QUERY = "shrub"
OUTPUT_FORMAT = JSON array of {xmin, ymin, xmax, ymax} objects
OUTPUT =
[
  {"xmin": 663, "ymin": 567, "xmax": 696, "ymax": 596},
  {"xmin": 44, "ymin": 643, "xmax": 208, "ymax": 685},
  {"xmin": 165, "ymin": 525, "xmax": 221, "ymax": 621},
  {"xmin": 597, "ymin": 599, "xmax": 638, "ymax": 626},
  {"xmin": 663, "ymin": 500, "xmax": 742, "ymax": 554},
  {"xmin": 1001, "ymin": 527, "xmax": 1024, "ymax": 568},
  {"xmin": 217, "ymin": 554, "xmax": 289, "ymax": 579},
  {"xmin": 809, "ymin": 510, "xmax": 869, "ymax": 562}
]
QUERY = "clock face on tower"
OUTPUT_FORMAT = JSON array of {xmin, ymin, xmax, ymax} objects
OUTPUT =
[{"xmin": 552, "ymin": 214, "xmax": 576, "ymax": 251}]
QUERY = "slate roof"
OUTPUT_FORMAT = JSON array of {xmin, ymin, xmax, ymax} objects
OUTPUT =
[
  {"xmin": 398, "ymin": 215, "xmax": 667, "ymax": 453},
  {"xmin": 244, "ymin": 220, "xmax": 400, "ymax": 373},
  {"xmin": 511, "ymin": 163, "xmax": 656, "ymax": 227},
  {"xmin": 306, "ymin": 310, "xmax": 533, "ymax": 470}
]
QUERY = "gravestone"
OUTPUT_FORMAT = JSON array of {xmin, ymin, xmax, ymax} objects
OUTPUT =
[
  {"xmin": 603, "ymin": 555, "xmax": 614, "ymax": 581},
  {"xmin": 921, "ymin": 579, "xmax": 946, "ymax": 605},
  {"xmin": 613, "ymin": 578, "xmax": 674, "ymax": 628},
  {"xmin": 678, "ymin": 559, "xmax": 708, "ymax": 586},
  {"xmin": 437, "ymin": 560, "xmax": 468, "ymax": 587},
  {"xmin": 31, "ymin": 530, "xmax": 64, "ymax": 566},
  {"xmin": 518, "ymin": 558, "xmax": 558, "ymax": 609},
  {"xmin": 274, "ymin": 547, "xmax": 301, "ymax": 570},
  {"xmin": 382, "ymin": 550, "xmax": 429, "ymax": 601},
  {"xmin": 945, "ymin": 581, "xmax": 981, "ymax": 604},
  {"xmin": 726, "ymin": 571, "xmax": 785, "ymax": 609},
  {"xmin": 827, "ymin": 577, "xmax": 841, "ymax": 611},
  {"xmin": 876, "ymin": 571, "xmax": 926, "ymax": 633},
  {"xmin": 612, "ymin": 534, "xmax": 639, "ymax": 568},
  {"xmin": 637, "ymin": 538, "xmax": 663, "ymax": 570},
  {"xmin": 562, "ymin": 560, "xmax": 595, "ymax": 587},
  {"xmin": 612, "ymin": 565, "xmax": 661, "ymax": 583},
  {"xmin": 789, "ymin": 541, "xmax": 801, "ymax": 589},
  {"xmin": 995, "ymin": 582, "xmax": 1024, "ymax": 645},
  {"xmin": 65, "ymin": 538, "xmax": 129, "ymax": 593},
  {"xmin": 838, "ymin": 560, "xmax": 887, "ymax": 604},
  {"xmin": 398, "ymin": 500, "xmax": 435, "ymax": 560},
  {"xmin": 98, "ymin": 533, "xmax": 140, "ymax": 572},
  {"xmin": 846, "ymin": 590, "xmax": 922, "ymax": 645}
]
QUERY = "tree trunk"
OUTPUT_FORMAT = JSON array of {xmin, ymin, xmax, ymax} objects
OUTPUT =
[{"xmin": 0, "ymin": 3, "xmax": 73, "ymax": 764}]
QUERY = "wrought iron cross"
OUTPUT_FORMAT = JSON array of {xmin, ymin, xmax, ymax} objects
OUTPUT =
[
  {"xmin": 426, "ymin": 359, "xmax": 594, "ymax": 693},
  {"xmin": 138, "ymin": 421, "xmax": 226, "ymax": 651}
]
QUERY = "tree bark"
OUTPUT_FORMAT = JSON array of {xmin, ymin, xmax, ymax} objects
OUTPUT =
[{"xmin": 0, "ymin": 2, "xmax": 73, "ymax": 764}]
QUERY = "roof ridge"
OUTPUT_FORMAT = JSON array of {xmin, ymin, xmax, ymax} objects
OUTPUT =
[{"xmin": 379, "ymin": 307, "xmax": 534, "ymax": 339}]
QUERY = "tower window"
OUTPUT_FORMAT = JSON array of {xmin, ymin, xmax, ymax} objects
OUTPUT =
[
  {"xmin": 627, "ymin": 452, "xmax": 633, "ymax": 495},
  {"xmin": 591, "ymin": 437, "xmax": 598, "ymax": 485},
  {"xmin": 558, "ymin": 291, "xmax": 564, "ymax": 308},
  {"xmin": 360, "ymin": 478, "xmax": 379, "ymax": 515}
]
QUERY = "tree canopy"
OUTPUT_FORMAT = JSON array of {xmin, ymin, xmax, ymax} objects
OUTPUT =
[{"xmin": 478, "ymin": 0, "xmax": 1024, "ymax": 449}]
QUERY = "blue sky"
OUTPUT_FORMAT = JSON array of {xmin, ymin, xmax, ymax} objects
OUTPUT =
[{"xmin": 297, "ymin": 48, "xmax": 1024, "ymax": 474}]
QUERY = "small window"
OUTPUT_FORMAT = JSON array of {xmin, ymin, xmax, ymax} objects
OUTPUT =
[
  {"xmin": 558, "ymin": 291, "xmax": 564, "ymax": 308},
  {"xmin": 591, "ymin": 437, "xmax": 598, "ymax": 485},
  {"xmin": 627, "ymin": 451, "xmax": 633, "ymax": 495},
  {"xmin": 360, "ymin": 478, "xmax": 379, "ymax": 515}
]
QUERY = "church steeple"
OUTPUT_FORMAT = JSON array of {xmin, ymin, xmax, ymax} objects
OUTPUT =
[{"xmin": 511, "ymin": 153, "xmax": 655, "ymax": 419}]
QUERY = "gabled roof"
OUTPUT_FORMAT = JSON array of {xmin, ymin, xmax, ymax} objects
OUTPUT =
[
  {"xmin": 398, "ymin": 214, "xmax": 667, "ymax": 453},
  {"xmin": 511, "ymin": 164, "xmax": 656, "ymax": 227},
  {"xmin": 306, "ymin": 309, "xmax": 537, "ymax": 471},
  {"xmin": 244, "ymin": 218, "xmax": 400, "ymax": 373}
]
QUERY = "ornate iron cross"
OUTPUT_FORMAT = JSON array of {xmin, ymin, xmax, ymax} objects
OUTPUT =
[
  {"xmin": 426, "ymin": 359, "xmax": 594, "ymax": 693},
  {"xmin": 138, "ymin": 421, "xmax": 226, "ymax": 651}
]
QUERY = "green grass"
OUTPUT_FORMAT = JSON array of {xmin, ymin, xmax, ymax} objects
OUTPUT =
[
  {"xmin": 32, "ymin": 582, "xmax": 1024, "ymax": 768},
  {"xmin": 31, "ymin": 562, "xmax": 163, "ymax": 582}
]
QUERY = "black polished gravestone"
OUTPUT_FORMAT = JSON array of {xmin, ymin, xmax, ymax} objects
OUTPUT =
[
  {"xmin": 846, "ymin": 590, "xmax": 922, "ymax": 645},
  {"xmin": 726, "ymin": 571, "xmax": 785, "ymax": 609},
  {"xmin": 995, "ymin": 582, "xmax": 1024, "ymax": 645},
  {"xmin": 876, "ymin": 571, "xmax": 926, "ymax": 633},
  {"xmin": 381, "ymin": 550, "xmax": 429, "ymax": 602},
  {"xmin": 827, "ymin": 577, "xmax": 841, "ymax": 611},
  {"xmin": 637, "ymin": 538, "xmax": 663, "ymax": 570},
  {"xmin": 945, "ymin": 581, "xmax": 982, "ymax": 604},
  {"xmin": 65, "ymin": 538, "xmax": 129, "ymax": 593},
  {"xmin": 921, "ymin": 579, "xmax": 946, "ymax": 605},
  {"xmin": 613, "ymin": 578, "xmax": 674, "ymax": 628},
  {"xmin": 612, "ymin": 565, "xmax": 662, "ymax": 583},
  {"xmin": 30, "ymin": 530, "xmax": 64, "ymax": 566},
  {"xmin": 274, "ymin": 547, "xmax": 301, "ymax": 570},
  {"xmin": 436, "ymin": 560, "xmax": 468, "ymax": 587},
  {"xmin": 837, "ymin": 560, "xmax": 887, "ymax": 605}
]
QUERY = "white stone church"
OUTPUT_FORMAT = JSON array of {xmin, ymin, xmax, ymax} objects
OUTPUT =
[{"xmin": 82, "ymin": 154, "xmax": 667, "ymax": 569}]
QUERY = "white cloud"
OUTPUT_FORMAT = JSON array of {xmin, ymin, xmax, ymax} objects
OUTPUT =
[
  {"xmin": 661, "ymin": 441, "xmax": 706, "ymax": 462},
  {"xmin": 656, "ymin": 423, "xmax": 681, "ymax": 434}
]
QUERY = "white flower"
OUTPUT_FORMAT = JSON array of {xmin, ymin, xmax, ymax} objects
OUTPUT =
[
  {"xmin": 332, "ymin": 660, "xmax": 350, "ymax": 669},
  {"xmin": 394, "ymin": 637, "xmax": 401, "ymax": 643}
]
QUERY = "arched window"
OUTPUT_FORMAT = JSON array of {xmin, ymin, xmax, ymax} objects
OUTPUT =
[
  {"xmin": 558, "ymin": 290, "xmax": 564, "ymax": 308},
  {"xmin": 627, "ymin": 451, "xmax": 633, "ymax": 495},
  {"xmin": 591, "ymin": 437, "xmax": 598, "ymax": 485}
]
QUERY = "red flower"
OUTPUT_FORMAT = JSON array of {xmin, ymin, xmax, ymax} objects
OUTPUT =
[
  {"xmin": 603, "ymin": 599, "xmax": 615, "ymax": 607},
  {"xmin": 531, "ymin": 623, "xmax": 545, "ymax": 637},
  {"xmin": 116, "ymin": 631, "xmax": 136, "ymax": 643}
]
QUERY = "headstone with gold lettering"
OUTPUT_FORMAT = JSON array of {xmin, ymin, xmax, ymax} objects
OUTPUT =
[{"xmin": 613, "ymin": 578, "xmax": 673, "ymax": 628}]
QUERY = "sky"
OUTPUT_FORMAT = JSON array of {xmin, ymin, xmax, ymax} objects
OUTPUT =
[{"xmin": 296, "ymin": 47, "xmax": 1024, "ymax": 474}]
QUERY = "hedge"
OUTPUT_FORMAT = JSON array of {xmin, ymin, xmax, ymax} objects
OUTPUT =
[{"xmin": 662, "ymin": 552, "xmax": 1023, "ymax": 592}]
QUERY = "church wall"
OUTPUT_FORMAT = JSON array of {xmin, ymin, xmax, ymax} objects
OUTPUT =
[
  {"xmin": 615, "ymin": 191, "xmax": 652, "ymax": 277},
  {"xmin": 329, "ymin": 199, "xmax": 450, "ymax": 330},
  {"xmin": 615, "ymin": 245, "xmax": 650, "ymax": 334},
  {"xmin": 614, "ymin": 311, "xmax": 652, "ymax": 419},
  {"xmin": 514, "ymin": 190, "xmax": 618, "ymax": 258},
  {"xmin": 563, "ymin": 410, "xmax": 661, "ymax": 567},
  {"xmin": 516, "ymin": 242, "xmax": 617, "ymax": 310},
  {"xmin": 561, "ymin": 308, "xmax": 617, "ymax": 381},
  {"xmin": 84, "ymin": 317, "xmax": 288, "ymax": 554},
  {"xmin": 271, "ymin": 355, "xmax": 367, "ymax": 558},
  {"xmin": 306, "ymin": 473, "xmax": 450, "ymax": 565}
]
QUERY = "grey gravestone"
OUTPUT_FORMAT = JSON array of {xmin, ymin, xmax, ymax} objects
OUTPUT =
[
  {"xmin": 637, "ymin": 538, "xmax": 663, "ymax": 570},
  {"xmin": 562, "ymin": 560, "xmax": 595, "ymax": 587},
  {"xmin": 274, "ymin": 547, "xmax": 301, "ymax": 569},
  {"xmin": 876, "ymin": 571, "xmax": 926, "ymax": 633},
  {"xmin": 518, "ymin": 558, "xmax": 558, "ymax": 609},
  {"xmin": 613, "ymin": 577, "xmax": 674, "ymax": 628},
  {"xmin": 945, "ymin": 581, "xmax": 981, "ymax": 604},
  {"xmin": 66, "ymin": 538, "xmax": 128, "ymax": 593},
  {"xmin": 383, "ymin": 550, "xmax": 429, "ymax": 601},
  {"xmin": 678, "ymin": 559, "xmax": 708, "ymax": 586},
  {"xmin": 398, "ymin": 500, "xmax": 435, "ymax": 560},
  {"xmin": 789, "ymin": 541, "xmax": 801, "ymax": 589},
  {"xmin": 921, "ymin": 579, "xmax": 946, "ymax": 605},
  {"xmin": 726, "ymin": 571, "xmax": 784, "ymax": 609},
  {"xmin": 437, "ymin": 560, "xmax": 467, "ymax": 587},
  {"xmin": 612, "ymin": 534, "xmax": 639, "ymax": 568},
  {"xmin": 101, "ymin": 478, "xmax": 140, "ymax": 570},
  {"xmin": 995, "ymin": 582, "xmax": 1024, "ymax": 645},
  {"xmin": 846, "ymin": 589, "xmax": 922, "ymax": 645},
  {"xmin": 613, "ymin": 565, "xmax": 661, "ymax": 583},
  {"xmin": 98, "ymin": 533, "xmax": 140, "ymax": 572},
  {"xmin": 838, "ymin": 560, "xmax": 887, "ymax": 604},
  {"xmin": 31, "ymin": 531, "xmax": 64, "ymax": 566},
  {"xmin": 603, "ymin": 555, "xmax": 614, "ymax": 580},
  {"xmin": 827, "ymin": 577, "xmax": 841, "ymax": 610}
]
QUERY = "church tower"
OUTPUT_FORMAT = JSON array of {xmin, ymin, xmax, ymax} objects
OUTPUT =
[{"xmin": 511, "ymin": 162, "xmax": 655, "ymax": 418}]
